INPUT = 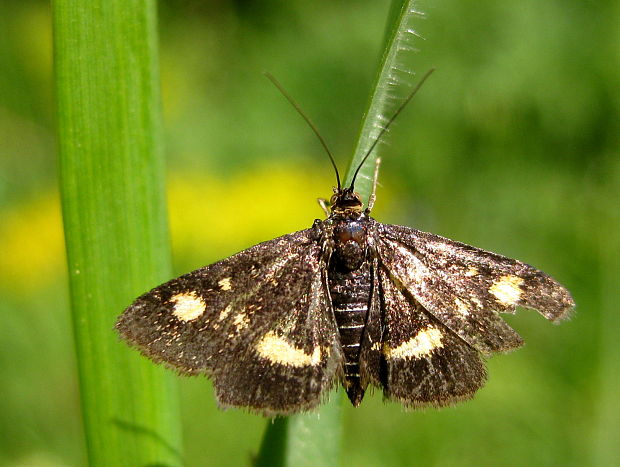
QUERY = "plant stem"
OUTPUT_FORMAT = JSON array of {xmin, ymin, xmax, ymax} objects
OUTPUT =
[
  {"xmin": 53, "ymin": 0, "xmax": 182, "ymax": 464},
  {"xmin": 348, "ymin": 0, "xmax": 424, "ymax": 203}
]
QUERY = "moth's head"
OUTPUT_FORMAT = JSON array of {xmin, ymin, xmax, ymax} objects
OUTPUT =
[{"xmin": 330, "ymin": 187, "xmax": 363, "ymax": 214}]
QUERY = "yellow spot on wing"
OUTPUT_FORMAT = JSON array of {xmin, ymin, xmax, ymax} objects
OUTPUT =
[
  {"xmin": 465, "ymin": 266, "xmax": 479, "ymax": 277},
  {"xmin": 454, "ymin": 298, "xmax": 470, "ymax": 316},
  {"xmin": 218, "ymin": 304, "xmax": 232, "ymax": 321},
  {"xmin": 218, "ymin": 277, "xmax": 232, "ymax": 290},
  {"xmin": 383, "ymin": 326, "xmax": 444, "ymax": 359},
  {"xmin": 170, "ymin": 292, "xmax": 206, "ymax": 322},
  {"xmin": 489, "ymin": 275, "xmax": 524, "ymax": 306},
  {"xmin": 233, "ymin": 312, "xmax": 249, "ymax": 331},
  {"xmin": 255, "ymin": 332, "xmax": 322, "ymax": 367}
]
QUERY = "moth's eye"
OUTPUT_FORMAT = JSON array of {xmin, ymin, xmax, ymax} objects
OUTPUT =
[{"xmin": 330, "ymin": 194, "xmax": 339, "ymax": 205}]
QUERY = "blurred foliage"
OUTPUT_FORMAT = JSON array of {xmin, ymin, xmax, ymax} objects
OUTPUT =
[{"xmin": 0, "ymin": 0, "xmax": 618, "ymax": 466}]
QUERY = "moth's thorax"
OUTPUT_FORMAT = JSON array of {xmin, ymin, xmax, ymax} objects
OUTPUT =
[{"xmin": 330, "ymin": 215, "xmax": 369, "ymax": 272}]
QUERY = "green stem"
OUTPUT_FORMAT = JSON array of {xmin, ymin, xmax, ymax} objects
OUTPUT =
[
  {"xmin": 257, "ymin": 396, "xmax": 342, "ymax": 467},
  {"xmin": 53, "ymin": 0, "xmax": 182, "ymax": 465},
  {"xmin": 348, "ymin": 0, "xmax": 424, "ymax": 203}
]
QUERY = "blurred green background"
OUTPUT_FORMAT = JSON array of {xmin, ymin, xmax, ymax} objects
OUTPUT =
[{"xmin": 1, "ymin": 0, "xmax": 618, "ymax": 465}]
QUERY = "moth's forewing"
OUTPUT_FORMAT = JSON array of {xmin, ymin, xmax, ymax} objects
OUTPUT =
[
  {"xmin": 375, "ymin": 223, "xmax": 574, "ymax": 355},
  {"xmin": 214, "ymin": 268, "xmax": 343, "ymax": 415},
  {"xmin": 116, "ymin": 229, "xmax": 342, "ymax": 415},
  {"xmin": 380, "ymin": 224, "xmax": 574, "ymax": 319},
  {"xmin": 378, "ymin": 266, "xmax": 486, "ymax": 407},
  {"xmin": 376, "ymin": 227, "xmax": 523, "ymax": 354}
]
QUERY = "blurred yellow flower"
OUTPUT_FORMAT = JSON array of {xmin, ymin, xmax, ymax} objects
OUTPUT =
[
  {"xmin": 167, "ymin": 164, "xmax": 333, "ymax": 265},
  {"xmin": 0, "ymin": 192, "xmax": 65, "ymax": 293}
]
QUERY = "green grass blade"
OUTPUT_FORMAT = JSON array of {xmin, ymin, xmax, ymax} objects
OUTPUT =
[
  {"xmin": 256, "ymin": 2, "xmax": 424, "ymax": 465},
  {"xmin": 256, "ymin": 395, "xmax": 342, "ymax": 467},
  {"xmin": 592, "ymin": 175, "xmax": 620, "ymax": 465},
  {"xmin": 347, "ymin": 0, "xmax": 425, "ymax": 201},
  {"xmin": 53, "ymin": 1, "xmax": 183, "ymax": 465}
]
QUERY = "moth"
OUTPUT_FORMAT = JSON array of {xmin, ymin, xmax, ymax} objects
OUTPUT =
[{"xmin": 116, "ymin": 71, "xmax": 575, "ymax": 415}]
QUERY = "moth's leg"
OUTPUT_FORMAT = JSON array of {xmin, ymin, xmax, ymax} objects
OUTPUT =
[
  {"xmin": 367, "ymin": 157, "xmax": 382, "ymax": 213},
  {"xmin": 317, "ymin": 198, "xmax": 330, "ymax": 217}
]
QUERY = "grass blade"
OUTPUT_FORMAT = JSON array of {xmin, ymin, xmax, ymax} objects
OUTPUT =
[
  {"xmin": 53, "ymin": 0, "xmax": 183, "ymax": 465},
  {"xmin": 257, "ymin": 396, "xmax": 342, "ymax": 467},
  {"xmin": 347, "ymin": 0, "xmax": 425, "ymax": 201}
]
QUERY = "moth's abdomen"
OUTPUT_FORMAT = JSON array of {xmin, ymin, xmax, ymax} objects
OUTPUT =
[{"xmin": 328, "ymin": 261, "xmax": 372, "ymax": 406}]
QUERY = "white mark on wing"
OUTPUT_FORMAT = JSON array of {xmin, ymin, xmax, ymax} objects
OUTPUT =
[
  {"xmin": 170, "ymin": 292, "xmax": 206, "ymax": 322},
  {"xmin": 383, "ymin": 326, "xmax": 444, "ymax": 359},
  {"xmin": 454, "ymin": 298, "xmax": 470, "ymax": 316},
  {"xmin": 232, "ymin": 311, "xmax": 249, "ymax": 331},
  {"xmin": 255, "ymin": 332, "xmax": 322, "ymax": 367},
  {"xmin": 465, "ymin": 266, "xmax": 479, "ymax": 277},
  {"xmin": 218, "ymin": 304, "xmax": 232, "ymax": 321},
  {"xmin": 489, "ymin": 275, "xmax": 524, "ymax": 306}
]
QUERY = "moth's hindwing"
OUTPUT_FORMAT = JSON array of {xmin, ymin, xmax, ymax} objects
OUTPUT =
[
  {"xmin": 378, "ymin": 266, "xmax": 486, "ymax": 407},
  {"xmin": 358, "ymin": 256, "xmax": 383, "ymax": 389},
  {"xmin": 116, "ymin": 229, "xmax": 342, "ymax": 415},
  {"xmin": 376, "ymin": 223, "xmax": 575, "ymax": 355}
]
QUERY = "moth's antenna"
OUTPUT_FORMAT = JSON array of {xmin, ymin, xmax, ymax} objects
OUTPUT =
[
  {"xmin": 350, "ymin": 68, "xmax": 435, "ymax": 190},
  {"xmin": 264, "ymin": 72, "xmax": 341, "ymax": 190}
]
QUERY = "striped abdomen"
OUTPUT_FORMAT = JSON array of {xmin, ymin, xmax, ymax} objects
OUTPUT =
[{"xmin": 328, "ymin": 261, "xmax": 372, "ymax": 406}]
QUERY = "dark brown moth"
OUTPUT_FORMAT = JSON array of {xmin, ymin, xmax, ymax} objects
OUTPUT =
[{"xmin": 116, "ymin": 72, "xmax": 575, "ymax": 415}]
